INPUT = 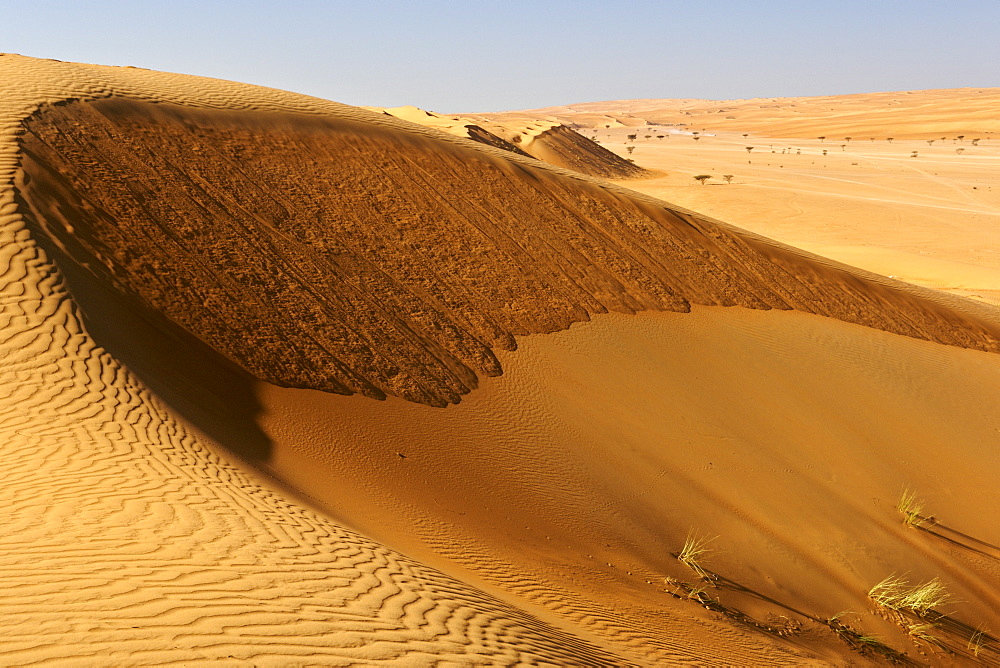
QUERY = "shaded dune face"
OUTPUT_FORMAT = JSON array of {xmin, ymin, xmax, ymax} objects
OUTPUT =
[
  {"xmin": 17, "ymin": 98, "xmax": 1000, "ymax": 407},
  {"xmin": 519, "ymin": 124, "xmax": 649, "ymax": 179}
]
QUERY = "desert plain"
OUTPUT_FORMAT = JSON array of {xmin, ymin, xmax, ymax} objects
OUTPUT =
[{"xmin": 1, "ymin": 54, "xmax": 999, "ymax": 666}]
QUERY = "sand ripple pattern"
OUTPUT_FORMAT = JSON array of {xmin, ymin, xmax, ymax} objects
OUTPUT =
[
  {"xmin": 0, "ymin": 54, "xmax": 636, "ymax": 665},
  {"xmin": 0, "ymin": 180, "xmax": 619, "ymax": 666},
  {"xmin": 0, "ymin": 54, "xmax": 996, "ymax": 665}
]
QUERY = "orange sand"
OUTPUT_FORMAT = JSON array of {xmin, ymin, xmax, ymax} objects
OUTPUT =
[{"xmin": 2, "ymin": 54, "xmax": 999, "ymax": 664}]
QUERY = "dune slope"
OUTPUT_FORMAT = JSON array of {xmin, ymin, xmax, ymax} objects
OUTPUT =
[
  {"xmin": 3, "ymin": 53, "xmax": 1000, "ymax": 664},
  {"xmin": 483, "ymin": 87, "xmax": 1000, "ymax": 139},
  {"xmin": 378, "ymin": 105, "xmax": 649, "ymax": 178},
  {"xmin": 17, "ymin": 98, "xmax": 1000, "ymax": 410}
]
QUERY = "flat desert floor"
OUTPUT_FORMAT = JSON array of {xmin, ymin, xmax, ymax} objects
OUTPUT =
[{"xmin": 600, "ymin": 126, "xmax": 1000, "ymax": 308}]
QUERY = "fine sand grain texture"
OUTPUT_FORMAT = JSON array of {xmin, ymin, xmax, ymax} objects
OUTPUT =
[{"xmin": 3, "ymin": 54, "xmax": 1000, "ymax": 665}]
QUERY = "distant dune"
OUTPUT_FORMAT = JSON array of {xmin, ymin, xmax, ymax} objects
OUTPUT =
[
  {"xmin": 3, "ymin": 54, "xmax": 1000, "ymax": 664},
  {"xmin": 375, "ymin": 104, "xmax": 650, "ymax": 179},
  {"xmin": 477, "ymin": 87, "xmax": 1000, "ymax": 140}
]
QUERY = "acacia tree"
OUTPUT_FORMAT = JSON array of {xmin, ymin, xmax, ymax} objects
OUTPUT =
[
  {"xmin": 971, "ymin": 138, "xmax": 981, "ymax": 146},
  {"xmin": 626, "ymin": 146, "xmax": 635, "ymax": 154},
  {"xmin": 722, "ymin": 174, "xmax": 734, "ymax": 184},
  {"xmin": 845, "ymin": 137, "xmax": 852, "ymax": 143},
  {"xmin": 818, "ymin": 136, "xmax": 826, "ymax": 142},
  {"xmin": 956, "ymin": 148, "xmax": 965, "ymax": 155},
  {"xmin": 693, "ymin": 174, "xmax": 711, "ymax": 185},
  {"xmin": 745, "ymin": 146, "xmax": 754, "ymax": 153},
  {"xmin": 887, "ymin": 137, "xmax": 894, "ymax": 143}
]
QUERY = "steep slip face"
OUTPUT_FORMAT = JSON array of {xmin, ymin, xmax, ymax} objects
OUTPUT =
[
  {"xmin": 511, "ymin": 123, "xmax": 650, "ymax": 179},
  {"xmin": 18, "ymin": 97, "xmax": 1000, "ymax": 408}
]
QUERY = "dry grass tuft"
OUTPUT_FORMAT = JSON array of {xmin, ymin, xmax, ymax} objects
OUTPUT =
[
  {"xmin": 897, "ymin": 488, "xmax": 928, "ymax": 528},
  {"xmin": 869, "ymin": 575, "xmax": 951, "ymax": 614},
  {"xmin": 677, "ymin": 531, "xmax": 716, "ymax": 580}
]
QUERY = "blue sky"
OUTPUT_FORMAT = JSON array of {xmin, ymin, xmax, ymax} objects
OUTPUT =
[{"xmin": 5, "ymin": 1, "xmax": 998, "ymax": 112}]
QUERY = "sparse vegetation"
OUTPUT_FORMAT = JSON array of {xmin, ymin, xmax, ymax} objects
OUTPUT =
[
  {"xmin": 907, "ymin": 622, "xmax": 945, "ymax": 649},
  {"xmin": 956, "ymin": 148, "xmax": 964, "ymax": 155},
  {"xmin": 826, "ymin": 614, "xmax": 911, "ymax": 663},
  {"xmin": 897, "ymin": 488, "xmax": 928, "ymax": 528},
  {"xmin": 677, "ymin": 531, "xmax": 716, "ymax": 579},
  {"xmin": 693, "ymin": 174, "xmax": 711, "ymax": 186},
  {"xmin": 869, "ymin": 575, "xmax": 951, "ymax": 615},
  {"xmin": 971, "ymin": 138, "xmax": 980, "ymax": 146},
  {"xmin": 927, "ymin": 139, "xmax": 935, "ymax": 145},
  {"xmin": 969, "ymin": 625, "xmax": 988, "ymax": 657}
]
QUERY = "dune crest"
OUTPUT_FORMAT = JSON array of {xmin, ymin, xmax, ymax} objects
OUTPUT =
[
  {"xmin": 17, "ymin": 95, "xmax": 1000, "ymax": 408},
  {"xmin": 376, "ymin": 104, "xmax": 649, "ymax": 178},
  {"xmin": 479, "ymin": 87, "xmax": 1000, "ymax": 139},
  {"xmin": 3, "ymin": 54, "xmax": 1000, "ymax": 664}
]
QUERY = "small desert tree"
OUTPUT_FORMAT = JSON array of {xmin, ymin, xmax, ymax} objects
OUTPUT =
[
  {"xmin": 693, "ymin": 135, "xmax": 701, "ymax": 141},
  {"xmin": 722, "ymin": 174, "xmax": 734, "ymax": 184},
  {"xmin": 927, "ymin": 139, "xmax": 935, "ymax": 145},
  {"xmin": 626, "ymin": 146, "xmax": 635, "ymax": 154},
  {"xmin": 745, "ymin": 146, "xmax": 754, "ymax": 153},
  {"xmin": 822, "ymin": 149, "xmax": 828, "ymax": 156},
  {"xmin": 627, "ymin": 133, "xmax": 637, "ymax": 141},
  {"xmin": 971, "ymin": 138, "xmax": 981, "ymax": 146},
  {"xmin": 845, "ymin": 137, "xmax": 852, "ymax": 143},
  {"xmin": 887, "ymin": 137, "xmax": 894, "ymax": 143},
  {"xmin": 956, "ymin": 148, "xmax": 965, "ymax": 155},
  {"xmin": 742, "ymin": 133, "xmax": 749, "ymax": 139},
  {"xmin": 818, "ymin": 136, "xmax": 826, "ymax": 142},
  {"xmin": 911, "ymin": 150, "xmax": 918, "ymax": 158},
  {"xmin": 693, "ymin": 174, "xmax": 711, "ymax": 185}
]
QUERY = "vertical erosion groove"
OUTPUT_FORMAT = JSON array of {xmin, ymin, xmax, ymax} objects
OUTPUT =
[{"xmin": 16, "ymin": 98, "xmax": 1000, "ymax": 407}]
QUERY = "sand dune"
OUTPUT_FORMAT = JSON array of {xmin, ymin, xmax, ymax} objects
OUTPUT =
[
  {"xmin": 3, "ymin": 53, "xmax": 1000, "ymax": 664},
  {"xmin": 376, "ymin": 105, "xmax": 648, "ymax": 179},
  {"xmin": 481, "ymin": 87, "xmax": 1000, "ymax": 140}
]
